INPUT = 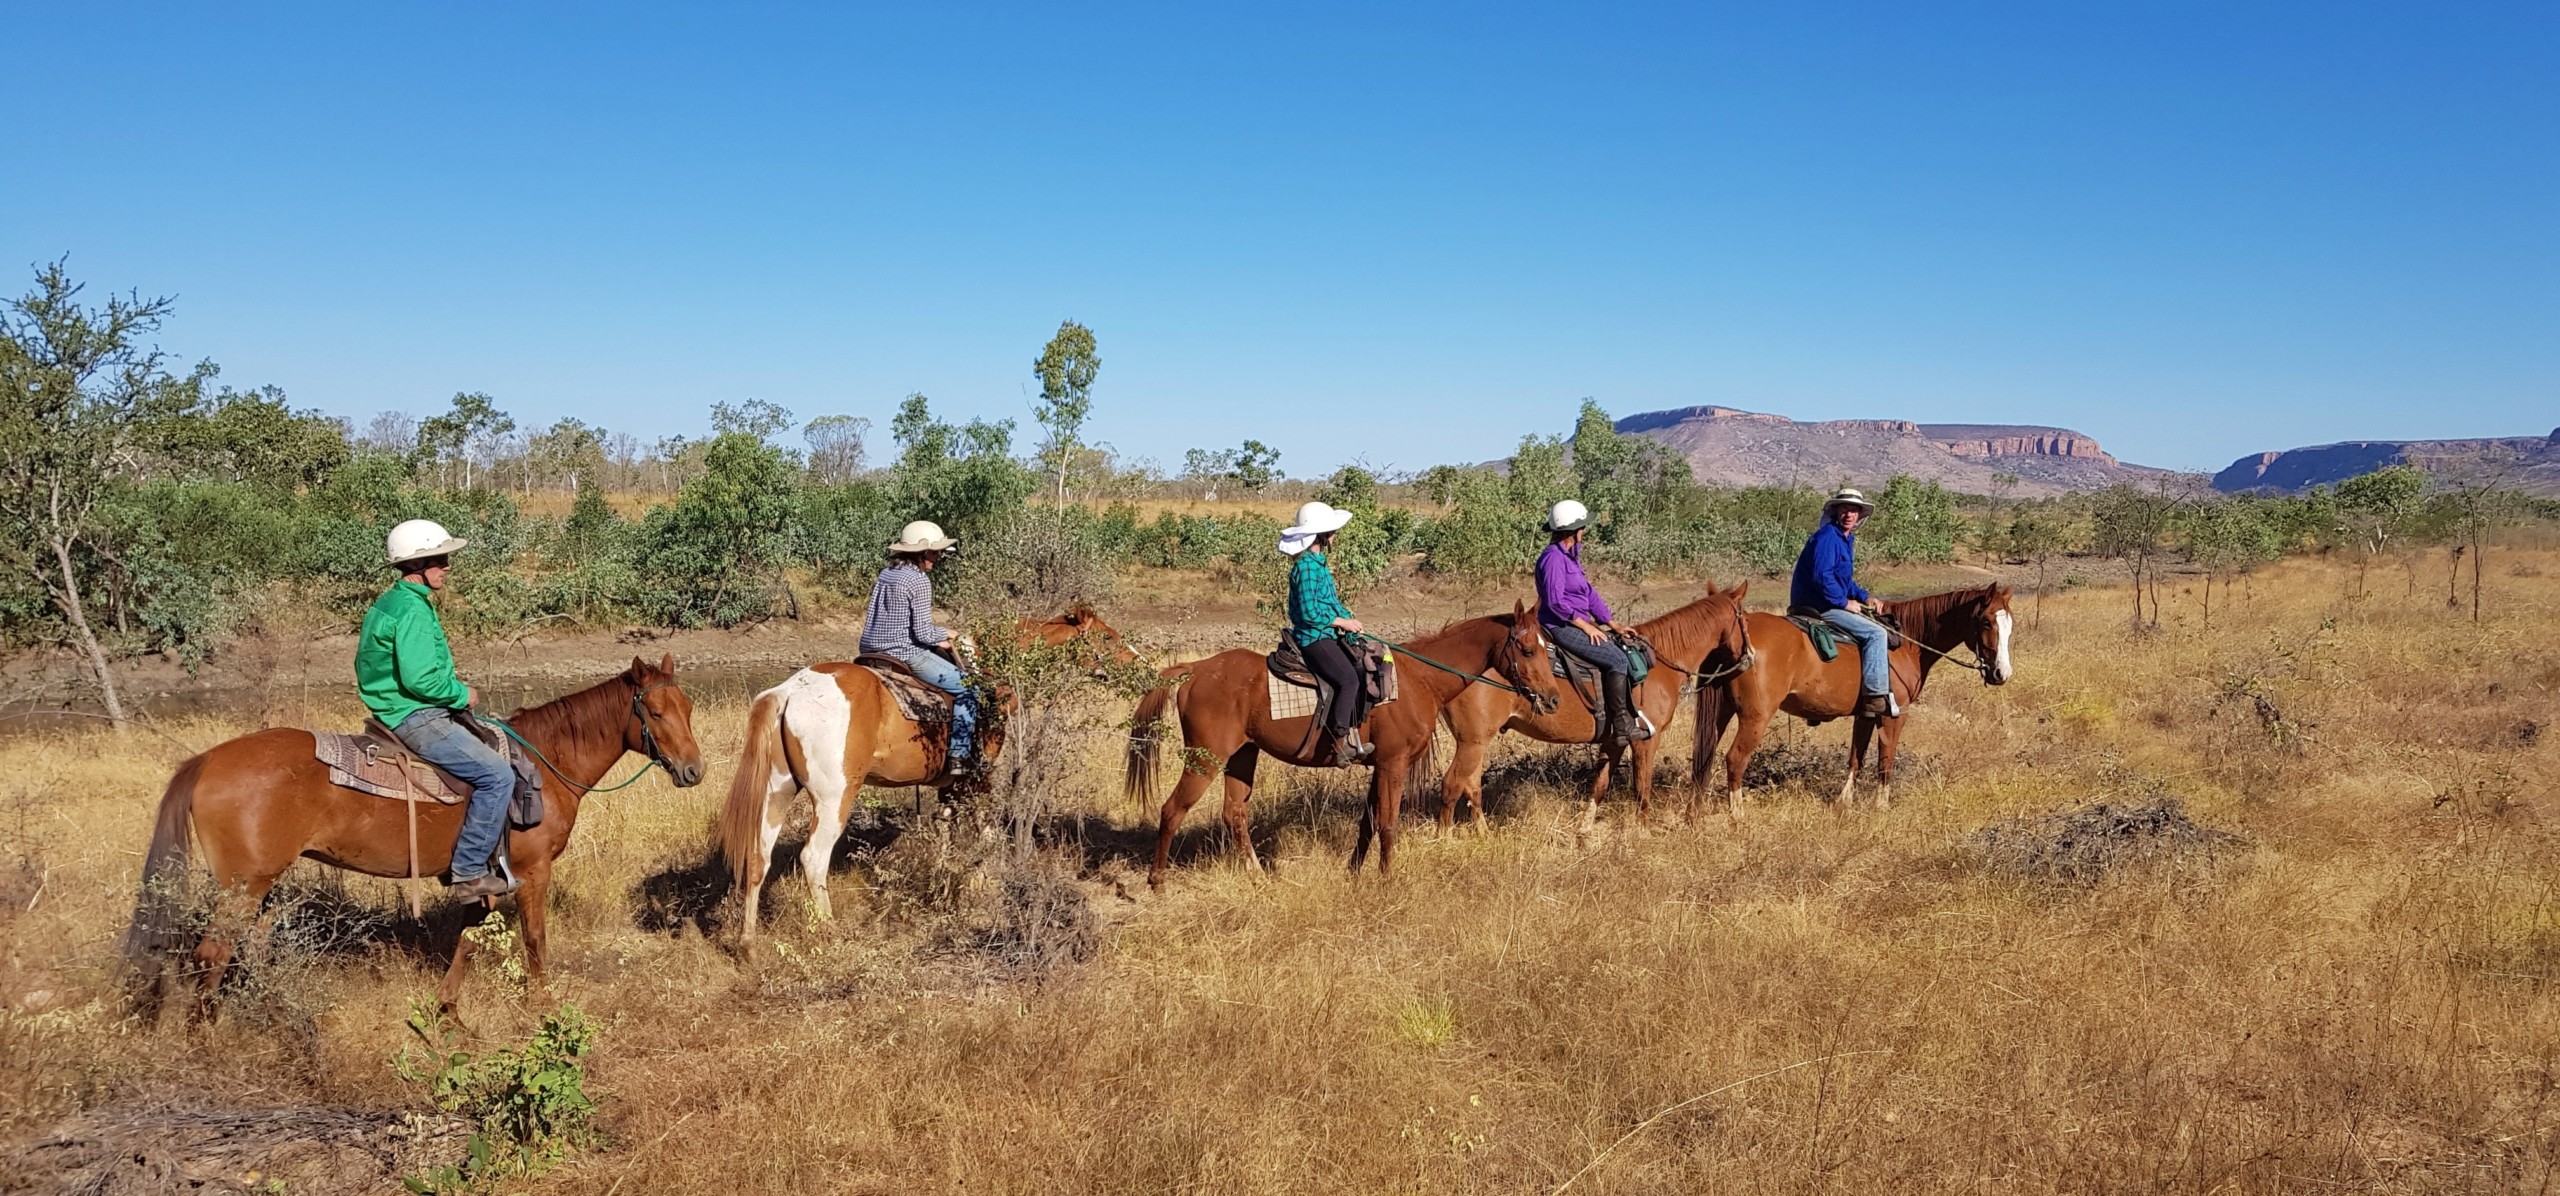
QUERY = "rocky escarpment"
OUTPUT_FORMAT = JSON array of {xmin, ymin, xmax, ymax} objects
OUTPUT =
[
  {"xmin": 1614, "ymin": 406, "xmax": 2168, "ymax": 496},
  {"xmin": 2213, "ymin": 430, "xmax": 2560, "ymax": 496}
]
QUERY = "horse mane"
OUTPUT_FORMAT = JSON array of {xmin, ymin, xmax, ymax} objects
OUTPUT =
[
  {"xmin": 1881, "ymin": 584, "xmax": 1998, "ymax": 635},
  {"xmin": 503, "ymin": 669, "xmax": 640, "ymax": 750},
  {"xmin": 1636, "ymin": 591, "xmax": 1740, "ymax": 660}
]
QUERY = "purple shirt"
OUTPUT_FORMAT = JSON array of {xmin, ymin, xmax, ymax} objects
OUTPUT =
[{"xmin": 1534, "ymin": 542, "xmax": 1614, "ymax": 627}]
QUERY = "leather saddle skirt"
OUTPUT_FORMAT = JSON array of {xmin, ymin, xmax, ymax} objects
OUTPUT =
[
  {"xmin": 853, "ymin": 653, "xmax": 955, "ymax": 728},
  {"xmin": 312, "ymin": 715, "xmax": 544, "ymax": 829}
]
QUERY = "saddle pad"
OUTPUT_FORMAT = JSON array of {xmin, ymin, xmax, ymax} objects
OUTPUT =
[
  {"xmin": 313, "ymin": 730, "xmax": 466, "ymax": 802},
  {"xmin": 1267, "ymin": 671, "xmax": 1317, "ymax": 721},
  {"xmin": 858, "ymin": 663, "xmax": 953, "ymax": 728},
  {"xmin": 313, "ymin": 724, "xmax": 545, "ymax": 828}
]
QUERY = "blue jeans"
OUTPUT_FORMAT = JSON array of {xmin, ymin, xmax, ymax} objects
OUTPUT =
[
  {"xmin": 1547, "ymin": 623, "xmax": 1632, "ymax": 676},
  {"xmin": 395, "ymin": 708, "xmax": 514, "ymax": 881},
  {"xmin": 1820, "ymin": 608, "xmax": 1893, "ymax": 697},
  {"xmin": 880, "ymin": 647, "xmax": 976, "ymax": 761}
]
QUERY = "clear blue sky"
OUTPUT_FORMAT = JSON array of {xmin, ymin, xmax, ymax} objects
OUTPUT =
[{"xmin": 5, "ymin": 3, "xmax": 2552, "ymax": 475}]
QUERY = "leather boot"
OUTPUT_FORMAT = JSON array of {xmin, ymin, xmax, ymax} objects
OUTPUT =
[
  {"xmin": 1856, "ymin": 692, "xmax": 1896, "ymax": 719},
  {"xmin": 1601, "ymin": 672, "xmax": 1649, "ymax": 742}
]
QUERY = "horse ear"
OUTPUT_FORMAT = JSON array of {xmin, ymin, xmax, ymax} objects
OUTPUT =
[
  {"xmin": 1703, "ymin": 577, "xmax": 1722, "ymax": 595},
  {"xmin": 1730, "ymin": 580, "xmax": 1749, "ymax": 602},
  {"xmin": 1514, "ymin": 598, "xmax": 1529, "ymax": 619},
  {"xmin": 628, "ymin": 655, "xmax": 647, "ymax": 678},
  {"xmin": 659, "ymin": 652, "xmax": 677, "ymax": 677}
]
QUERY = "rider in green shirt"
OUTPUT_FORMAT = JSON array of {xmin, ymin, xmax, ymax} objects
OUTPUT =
[{"xmin": 357, "ymin": 519, "xmax": 517, "ymax": 899}]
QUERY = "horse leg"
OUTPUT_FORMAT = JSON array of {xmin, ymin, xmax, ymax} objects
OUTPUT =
[
  {"xmin": 1220, "ymin": 746, "xmax": 1263, "ymax": 872},
  {"xmin": 189, "ymin": 878, "xmax": 272, "ymax": 1024},
  {"xmin": 1583, "ymin": 746, "xmax": 1618, "ymax": 829},
  {"xmin": 1631, "ymin": 738, "xmax": 1660, "ymax": 823},
  {"xmin": 1439, "ymin": 735, "xmax": 1487, "ymax": 832},
  {"xmin": 1841, "ymin": 718, "xmax": 1875, "ymax": 810},
  {"xmin": 1150, "ymin": 732, "xmax": 1238, "ymax": 889},
  {"xmin": 1722, "ymin": 710, "xmax": 1769, "ymax": 822},
  {"xmin": 436, "ymin": 898, "xmax": 493, "ymax": 1014},
  {"xmin": 516, "ymin": 855, "xmax": 555, "ymax": 987},
  {"xmin": 799, "ymin": 771, "xmax": 856, "ymax": 924},
  {"xmin": 1365, "ymin": 749, "xmax": 1412, "ymax": 877},
  {"xmin": 1874, "ymin": 721, "xmax": 1903, "ymax": 811}
]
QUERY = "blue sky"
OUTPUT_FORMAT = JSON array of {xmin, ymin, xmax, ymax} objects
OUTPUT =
[{"xmin": 5, "ymin": 3, "xmax": 2552, "ymax": 475}]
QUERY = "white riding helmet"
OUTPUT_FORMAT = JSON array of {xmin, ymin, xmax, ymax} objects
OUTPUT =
[
  {"xmin": 888, "ymin": 520, "xmax": 958, "ymax": 554},
  {"xmin": 386, "ymin": 518, "xmax": 467, "ymax": 566},
  {"xmin": 1544, "ymin": 499, "xmax": 1592, "ymax": 533}
]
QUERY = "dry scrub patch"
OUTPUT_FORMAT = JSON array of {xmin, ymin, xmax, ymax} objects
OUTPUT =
[{"xmin": 0, "ymin": 554, "xmax": 2555, "ymax": 1192}]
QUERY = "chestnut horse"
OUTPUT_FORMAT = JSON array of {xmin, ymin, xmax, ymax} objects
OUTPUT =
[
  {"xmin": 1016, "ymin": 601, "xmax": 1141, "ymax": 670},
  {"xmin": 1123, "ymin": 605, "xmax": 1557, "ymax": 888},
  {"xmin": 1438, "ymin": 582, "xmax": 1755, "ymax": 827},
  {"xmin": 1694, "ymin": 584, "xmax": 2014, "ymax": 814},
  {"xmin": 122, "ymin": 655, "xmax": 708, "ymax": 1020},
  {"xmin": 720, "ymin": 663, "xmax": 1016, "ymax": 940}
]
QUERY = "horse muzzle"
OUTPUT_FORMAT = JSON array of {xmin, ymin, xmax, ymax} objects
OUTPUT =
[{"xmin": 669, "ymin": 760, "xmax": 707, "ymax": 787}]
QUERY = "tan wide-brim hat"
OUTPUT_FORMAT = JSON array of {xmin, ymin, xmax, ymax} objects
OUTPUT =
[
  {"xmin": 1823, "ymin": 488, "xmax": 1877, "ymax": 516},
  {"xmin": 887, "ymin": 520, "xmax": 959, "ymax": 554}
]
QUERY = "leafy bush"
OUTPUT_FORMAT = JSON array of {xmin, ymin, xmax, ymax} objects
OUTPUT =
[{"xmin": 397, "ymin": 999, "xmax": 601, "ymax": 1193}]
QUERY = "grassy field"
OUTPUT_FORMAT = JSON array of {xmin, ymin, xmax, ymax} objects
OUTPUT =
[{"xmin": 2, "ymin": 553, "xmax": 2555, "ymax": 1193}]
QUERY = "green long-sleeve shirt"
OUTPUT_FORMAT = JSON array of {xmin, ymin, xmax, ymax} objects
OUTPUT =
[
  {"xmin": 1287, "ymin": 550, "xmax": 1354, "ymax": 647},
  {"xmin": 355, "ymin": 581, "xmax": 470, "ymax": 729}
]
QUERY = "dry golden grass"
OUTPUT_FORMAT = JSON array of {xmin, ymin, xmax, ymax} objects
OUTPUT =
[{"xmin": 3, "ymin": 553, "xmax": 2557, "ymax": 1193}]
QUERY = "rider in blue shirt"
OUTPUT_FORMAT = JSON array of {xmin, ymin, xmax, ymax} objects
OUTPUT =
[{"xmin": 1790, "ymin": 489, "xmax": 1897, "ymax": 718}]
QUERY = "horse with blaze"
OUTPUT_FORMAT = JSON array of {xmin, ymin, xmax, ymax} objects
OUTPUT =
[{"xmin": 1695, "ymin": 583, "xmax": 2015, "ymax": 813}]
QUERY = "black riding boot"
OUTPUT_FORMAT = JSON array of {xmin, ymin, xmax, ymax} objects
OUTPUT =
[{"xmin": 1600, "ymin": 671, "xmax": 1649, "ymax": 743}]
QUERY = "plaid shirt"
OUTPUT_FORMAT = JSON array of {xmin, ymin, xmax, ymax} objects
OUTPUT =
[
  {"xmin": 1287, "ymin": 550, "xmax": 1354, "ymax": 647},
  {"xmin": 859, "ymin": 563, "xmax": 952, "ymax": 653}
]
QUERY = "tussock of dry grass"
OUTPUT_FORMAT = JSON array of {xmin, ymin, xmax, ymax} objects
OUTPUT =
[{"xmin": 2, "ymin": 553, "xmax": 2557, "ymax": 1192}]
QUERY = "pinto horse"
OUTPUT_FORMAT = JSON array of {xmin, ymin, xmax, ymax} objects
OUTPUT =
[
  {"xmin": 1694, "ymin": 584, "xmax": 2014, "ymax": 814},
  {"xmin": 721, "ymin": 664, "xmax": 1017, "ymax": 941},
  {"xmin": 1123, "ymin": 604, "xmax": 1557, "ymax": 888},
  {"xmin": 122, "ymin": 655, "xmax": 708, "ymax": 1020},
  {"xmin": 1438, "ymin": 583, "xmax": 1755, "ymax": 827}
]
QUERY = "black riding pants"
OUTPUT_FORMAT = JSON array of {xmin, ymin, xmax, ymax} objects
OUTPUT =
[{"xmin": 1302, "ymin": 635, "xmax": 1366, "ymax": 736}]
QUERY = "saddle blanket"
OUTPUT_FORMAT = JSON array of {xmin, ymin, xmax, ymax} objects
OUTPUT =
[
  {"xmin": 1268, "ymin": 672, "xmax": 1318, "ymax": 721},
  {"xmin": 312, "ymin": 721, "xmax": 544, "ymax": 828},
  {"xmin": 852, "ymin": 655, "xmax": 954, "ymax": 729}
]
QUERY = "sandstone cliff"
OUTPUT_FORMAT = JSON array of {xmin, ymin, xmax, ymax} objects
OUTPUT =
[
  {"xmin": 2212, "ymin": 430, "xmax": 2560, "ymax": 496},
  {"xmin": 1614, "ymin": 406, "xmax": 2169, "ymax": 496}
]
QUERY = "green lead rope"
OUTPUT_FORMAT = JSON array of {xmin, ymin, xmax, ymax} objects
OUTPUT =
[{"xmin": 484, "ymin": 715, "xmax": 661, "ymax": 795}]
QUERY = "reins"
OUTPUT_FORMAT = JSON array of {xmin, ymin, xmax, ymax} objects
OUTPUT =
[
  {"xmin": 484, "ymin": 679, "xmax": 674, "ymax": 796},
  {"xmin": 1349, "ymin": 631, "xmax": 1545, "ymax": 700}
]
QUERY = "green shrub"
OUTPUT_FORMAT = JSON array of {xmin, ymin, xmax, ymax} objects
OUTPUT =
[{"xmin": 397, "ymin": 998, "xmax": 601, "ymax": 1194}]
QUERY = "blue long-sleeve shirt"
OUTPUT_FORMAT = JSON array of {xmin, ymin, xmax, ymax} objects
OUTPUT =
[{"xmin": 1790, "ymin": 522, "xmax": 1870, "ymax": 612}]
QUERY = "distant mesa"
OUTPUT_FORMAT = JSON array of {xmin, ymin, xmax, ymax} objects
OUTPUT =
[
  {"xmin": 1613, "ymin": 405, "xmax": 2168, "ymax": 496},
  {"xmin": 2211, "ymin": 429, "xmax": 2560, "ymax": 496}
]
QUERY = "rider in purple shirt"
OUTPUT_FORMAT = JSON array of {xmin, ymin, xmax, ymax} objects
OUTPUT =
[{"xmin": 1534, "ymin": 500, "xmax": 1649, "ymax": 744}]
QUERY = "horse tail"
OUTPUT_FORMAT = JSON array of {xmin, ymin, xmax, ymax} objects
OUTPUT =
[
  {"xmin": 121, "ymin": 753, "xmax": 206, "ymax": 1018},
  {"xmin": 1122, "ymin": 664, "xmax": 1195, "ymax": 808},
  {"xmin": 1691, "ymin": 671, "xmax": 1731, "ymax": 794},
  {"xmin": 720, "ymin": 689, "xmax": 793, "ymax": 928}
]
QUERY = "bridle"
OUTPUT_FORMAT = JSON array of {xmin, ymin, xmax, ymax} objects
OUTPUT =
[
  {"xmin": 489, "ymin": 676, "xmax": 682, "ymax": 796},
  {"xmin": 1501, "ymin": 625, "xmax": 1562, "ymax": 715},
  {"xmin": 627, "ymin": 679, "xmax": 678, "ymax": 774}
]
